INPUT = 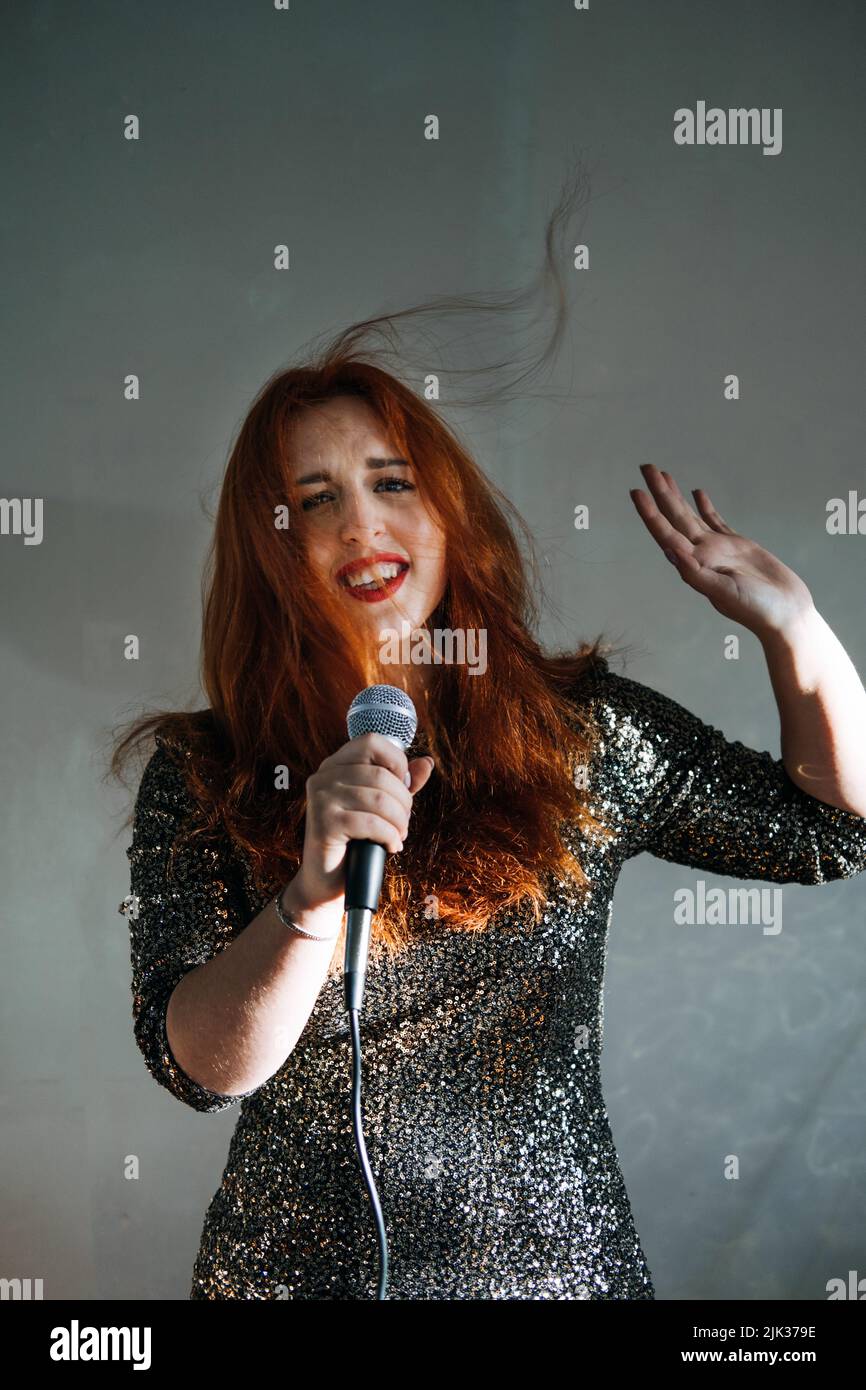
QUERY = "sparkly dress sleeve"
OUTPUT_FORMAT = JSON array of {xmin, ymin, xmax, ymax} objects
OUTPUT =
[
  {"xmin": 124, "ymin": 734, "xmax": 262, "ymax": 1113},
  {"xmin": 583, "ymin": 659, "xmax": 866, "ymax": 883}
]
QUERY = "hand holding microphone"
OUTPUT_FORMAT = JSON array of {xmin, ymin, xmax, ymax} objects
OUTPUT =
[{"xmin": 293, "ymin": 692, "xmax": 434, "ymax": 920}]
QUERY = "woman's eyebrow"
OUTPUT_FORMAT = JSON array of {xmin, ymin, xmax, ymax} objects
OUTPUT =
[{"xmin": 295, "ymin": 457, "xmax": 410, "ymax": 486}]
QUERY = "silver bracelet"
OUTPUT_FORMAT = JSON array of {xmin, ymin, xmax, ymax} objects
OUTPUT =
[{"xmin": 273, "ymin": 887, "xmax": 341, "ymax": 942}]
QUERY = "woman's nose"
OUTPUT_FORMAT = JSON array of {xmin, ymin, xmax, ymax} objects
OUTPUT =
[{"xmin": 338, "ymin": 490, "xmax": 385, "ymax": 543}]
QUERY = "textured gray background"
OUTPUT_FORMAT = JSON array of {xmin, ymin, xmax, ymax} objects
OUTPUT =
[{"xmin": 1, "ymin": 0, "xmax": 864, "ymax": 1300}]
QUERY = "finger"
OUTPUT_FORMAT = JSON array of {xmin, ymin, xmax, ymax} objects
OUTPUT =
[
  {"xmin": 638, "ymin": 464, "xmax": 707, "ymax": 542},
  {"xmin": 629, "ymin": 487, "xmax": 697, "ymax": 563},
  {"xmin": 692, "ymin": 487, "xmax": 736, "ymax": 534},
  {"xmin": 334, "ymin": 782, "xmax": 412, "ymax": 834},
  {"xmin": 324, "ymin": 731, "xmax": 409, "ymax": 782},
  {"xmin": 331, "ymin": 764, "xmax": 414, "ymax": 816},
  {"xmin": 408, "ymin": 755, "xmax": 435, "ymax": 794},
  {"xmin": 330, "ymin": 809, "xmax": 405, "ymax": 855}
]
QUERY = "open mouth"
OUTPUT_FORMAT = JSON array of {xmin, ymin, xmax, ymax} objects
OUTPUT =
[{"xmin": 338, "ymin": 561, "xmax": 410, "ymax": 603}]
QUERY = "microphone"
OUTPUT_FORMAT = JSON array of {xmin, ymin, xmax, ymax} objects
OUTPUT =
[{"xmin": 343, "ymin": 685, "xmax": 418, "ymax": 1012}]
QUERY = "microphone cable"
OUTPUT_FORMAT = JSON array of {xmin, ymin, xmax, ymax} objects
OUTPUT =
[{"xmin": 348, "ymin": 1005, "xmax": 389, "ymax": 1300}]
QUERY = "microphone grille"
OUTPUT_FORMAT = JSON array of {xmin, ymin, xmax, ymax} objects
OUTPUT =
[{"xmin": 347, "ymin": 684, "xmax": 418, "ymax": 749}]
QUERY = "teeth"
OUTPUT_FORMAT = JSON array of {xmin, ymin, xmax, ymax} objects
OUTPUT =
[{"xmin": 343, "ymin": 562, "xmax": 404, "ymax": 588}]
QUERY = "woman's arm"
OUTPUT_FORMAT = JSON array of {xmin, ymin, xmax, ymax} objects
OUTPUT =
[
  {"xmin": 128, "ymin": 729, "xmax": 428, "ymax": 1109},
  {"xmin": 165, "ymin": 875, "xmax": 342, "ymax": 1099},
  {"xmin": 762, "ymin": 606, "xmax": 866, "ymax": 817},
  {"xmin": 127, "ymin": 741, "xmax": 341, "ymax": 1112},
  {"xmin": 582, "ymin": 662, "xmax": 866, "ymax": 884},
  {"xmin": 629, "ymin": 463, "xmax": 866, "ymax": 820}
]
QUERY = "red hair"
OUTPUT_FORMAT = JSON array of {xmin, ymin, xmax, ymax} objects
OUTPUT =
[{"xmin": 109, "ymin": 159, "xmax": 625, "ymax": 963}]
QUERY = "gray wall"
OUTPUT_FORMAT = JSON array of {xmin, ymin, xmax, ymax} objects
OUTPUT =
[{"xmin": 2, "ymin": 0, "xmax": 864, "ymax": 1300}]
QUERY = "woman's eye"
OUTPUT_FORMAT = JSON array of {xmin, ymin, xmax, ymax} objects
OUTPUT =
[
  {"xmin": 301, "ymin": 478, "xmax": 415, "ymax": 511},
  {"xmin": 377, "ymin": 478, "xmax": 415, "ymax": 495},
  {"xmin": 301, "ymin": 491, "xmax": 334, "ymax": 511}
]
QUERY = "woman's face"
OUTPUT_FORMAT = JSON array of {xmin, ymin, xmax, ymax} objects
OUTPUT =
[{"xmin": 290, "ymin": 395, "xmax": 448, "ymax": 630}]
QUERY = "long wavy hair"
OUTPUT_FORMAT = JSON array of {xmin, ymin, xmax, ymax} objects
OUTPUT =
[{"xmin": 108, "ymin": 156, "xmax": 626, "ymax": 963}]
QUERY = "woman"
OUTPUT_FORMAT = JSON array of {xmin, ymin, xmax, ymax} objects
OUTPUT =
[{"xmin": 112, "ymin": 216, "xmax": 866, "ymax": 1304}]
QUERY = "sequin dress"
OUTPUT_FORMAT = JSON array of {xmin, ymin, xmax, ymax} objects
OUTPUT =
[{"xmin": 123, "ymin": 659, "xmax": 866, "ymax": 1300}]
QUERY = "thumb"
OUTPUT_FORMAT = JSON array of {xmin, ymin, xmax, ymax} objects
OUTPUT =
[{"xmin": 407, "ymin": 755, "xmax": 435, "ymax": 793}]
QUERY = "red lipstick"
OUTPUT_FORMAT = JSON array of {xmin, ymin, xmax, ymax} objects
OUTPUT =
[{"xmin": 336, "ymin": 552, "xmax": 410, "ymax": 604}]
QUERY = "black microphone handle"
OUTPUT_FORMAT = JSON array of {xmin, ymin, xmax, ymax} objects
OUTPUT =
[
  {"xmin": 344, "ymin": 838, "xmax": 387, "ymax": 912},
  {"xmin": 343, "ymin": 839, "xmax": 386, "ymax": 1012}
]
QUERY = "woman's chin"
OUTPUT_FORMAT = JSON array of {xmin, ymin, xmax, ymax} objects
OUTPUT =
[{"xmin": 345, "ymin": 593, "xmax": 420, "ymax": 629}]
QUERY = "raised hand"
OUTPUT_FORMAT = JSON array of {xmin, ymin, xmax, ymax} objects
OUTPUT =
[{"xmin": 629, "ymin": 463, "xmax": 815, "ymax": 641}]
